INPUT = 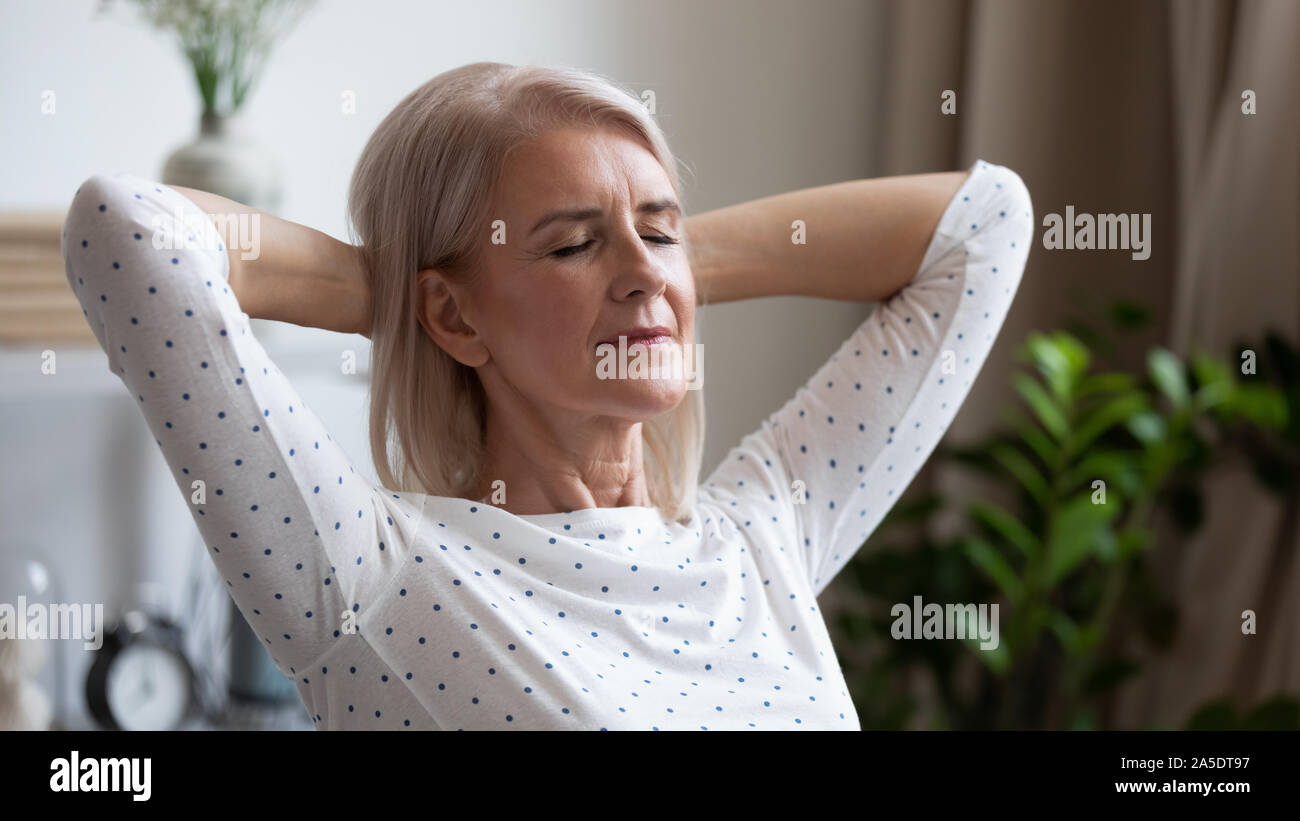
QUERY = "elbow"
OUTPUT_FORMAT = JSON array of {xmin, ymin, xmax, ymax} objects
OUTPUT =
[
  {"xmin": 995, "ymin": 166, "xmax": 1035, "ymax": 250},
  {"xmin": 62, "ymin": 174, "xmax": 129, "ymax": 361},
  {"xmin": 62, "ymin": 173, "xmax": 127, "ymax": 263},
  {"xmin": 66, "ymin": 173, "xmax": 122, "ymax": 222}
]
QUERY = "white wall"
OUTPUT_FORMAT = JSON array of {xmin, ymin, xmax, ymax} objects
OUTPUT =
[{"xmin": 0, "ymin": 0, "xmax": 889, "ymax": 727}]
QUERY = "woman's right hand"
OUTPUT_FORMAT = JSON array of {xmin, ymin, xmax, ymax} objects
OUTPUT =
[{"xmin": 172, "ymin": 185, "xmax": 372, "ymax": 338}]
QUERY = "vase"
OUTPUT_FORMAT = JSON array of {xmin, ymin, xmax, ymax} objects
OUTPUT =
[
  {"xmin": 161, "ymin": 111, "xmax": 282, "ymax": 213},
  {"xmin": 161, "ymin": 111, "xmax": 287, "ymax": 344}
]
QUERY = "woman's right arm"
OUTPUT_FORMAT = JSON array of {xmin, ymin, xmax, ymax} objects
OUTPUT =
[
  {"xmin": 169, "ymin": 185, "xmax": 371, "ymax": 338},
  {"xmin": 62, "ymin": 173, "xmax": 422, "ymax": 687}
]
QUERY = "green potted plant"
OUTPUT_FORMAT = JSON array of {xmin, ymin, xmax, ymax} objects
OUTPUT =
[{"xmin": 828, "ymin": 296, "xmax": 1297, "ymax": 730}]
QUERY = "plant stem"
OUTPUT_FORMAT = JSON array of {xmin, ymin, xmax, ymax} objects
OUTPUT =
[{"xmin": 1055, "ymin": 437, "xmax": 1167, "ymax": 726}]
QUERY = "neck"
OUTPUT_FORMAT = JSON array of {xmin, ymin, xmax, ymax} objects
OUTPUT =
[{"xmin": 474, "ymin": 400, "xmax": 652, "ymax": 516}]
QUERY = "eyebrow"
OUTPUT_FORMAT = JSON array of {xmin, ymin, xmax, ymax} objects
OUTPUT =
[{"xmin": 527, "ymin": 198, "xmax": 680, "ymax": 238}]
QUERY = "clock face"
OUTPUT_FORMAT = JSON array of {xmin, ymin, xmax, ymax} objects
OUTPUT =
[{"xmin": 105, "ymin": 643, "xmax": 192, "ymax": 731}]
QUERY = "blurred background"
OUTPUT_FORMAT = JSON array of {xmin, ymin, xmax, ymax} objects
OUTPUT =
[{"xmin": 0, "ymin": 0, "xmax": 1295, "ymax": 730}]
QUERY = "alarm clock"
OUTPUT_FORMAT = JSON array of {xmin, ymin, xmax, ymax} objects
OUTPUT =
[{"xmin": 85, "ymin": 609, "xmax": 197, "ymax": 731}]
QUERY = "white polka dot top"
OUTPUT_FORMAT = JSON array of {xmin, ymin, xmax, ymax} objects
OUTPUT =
[{"xmin": 62, "ymin": 159, "xmax": 1032, "ymax": 730}]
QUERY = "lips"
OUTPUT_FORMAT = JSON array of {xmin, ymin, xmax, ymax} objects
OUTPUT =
[{"xmin": 597, "ymin": 325, "xmax": 673, "ymax": 347}]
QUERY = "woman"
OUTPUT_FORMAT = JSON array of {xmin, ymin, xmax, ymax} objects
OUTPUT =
[{"xmin": 62, "ymin": 62, "xmax": 1033, "ymax": 730}]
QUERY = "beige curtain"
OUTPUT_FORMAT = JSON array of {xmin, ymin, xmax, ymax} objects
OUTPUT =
[{"xmin": 864, "ymin": 0, "xmax": 1299, "ymax": 727}]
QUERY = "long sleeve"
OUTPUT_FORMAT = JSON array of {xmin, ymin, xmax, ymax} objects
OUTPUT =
[
  {"xmin": 698, "ymin": 159, "xmax": 1034, "ymax": 597},
  {"xmin": 61, "ymin": 173, "xmax": 424, "ymax": 680}
]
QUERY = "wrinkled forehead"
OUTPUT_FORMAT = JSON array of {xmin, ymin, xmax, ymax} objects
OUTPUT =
[{"xmin": 494, "ymin": 125, "xmax": 675, "ymax": 218}]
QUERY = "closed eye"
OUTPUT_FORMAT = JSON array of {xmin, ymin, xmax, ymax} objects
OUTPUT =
[
  {"xmin": 552, "ymin": 240, "xmax": 594, "ymax": 258},
  {"xmin": 552, "ymin": 236, "xmax": 680, "ymax": 258}
]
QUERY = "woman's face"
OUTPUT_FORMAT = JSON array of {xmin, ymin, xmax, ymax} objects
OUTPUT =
[{"xmin": 421, "ymin": 124, "xmax": 695, "ymax": 423}]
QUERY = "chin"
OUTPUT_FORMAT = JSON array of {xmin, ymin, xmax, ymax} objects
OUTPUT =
[
  {"xmin": 597, "ymin": 381, "xmax": 688, "ymax": 421},
  {"xmin": 585, "ymin": 341, "xmax": 694, "ymax": 418}
]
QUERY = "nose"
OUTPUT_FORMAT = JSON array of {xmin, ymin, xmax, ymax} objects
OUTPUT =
[{"xmin": 606, "ymin": 223, "xmax": 670, "ymax": 302}]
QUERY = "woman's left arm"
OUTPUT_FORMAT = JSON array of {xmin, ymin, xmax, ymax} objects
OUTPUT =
[
  {"xmin": 693, "ymin": 160, "xmax": 1034, "ymax": 597},
  {"xmin": 683, "ymin": 170, "xmax": 971, "ymax": 305}
]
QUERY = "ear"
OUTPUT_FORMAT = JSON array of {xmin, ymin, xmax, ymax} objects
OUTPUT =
[{"xmin": 415, "ymin": 268, "xmax": 490, "ymax": 367}]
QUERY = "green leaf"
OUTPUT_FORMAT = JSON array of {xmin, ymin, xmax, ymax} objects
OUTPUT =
[
  {"xmin": 1061, "ymin": 449, "xmax": 1142, "ymax": 500},
  {"xmin": 1054, "ymin": 332, "xmax": 1092, "ymax": 379},
  {"xmin": 967, "ymin": 500, "xmax": 1041, "ymax": 558},
  {"xmin": 1048, "ymin": 610, "xmax": 1080, "ymax": 651},
  {"xmin": 1190, "ymin": 350, "xmax": 1234, "ymax": 392},
  {"xmin": 1071, "ymin": 393, "xmax": 1150, "ymax": 456},
  {"xmin": 1012, "ymin": 372, "xmax": 1069, "ymax": 441},
  {"xmin": 1044, "ymin": 493, "xmax": 1122, "ymax": 587},
  {"xmin": 1049, "ymin": 610, "xmax": 1104, "ymax": 654},
  {"xmin": 962, "ymin": 536, "xmax": 1025, "ymax": 604},
  {"xmin": 1116, "ymin": 527, "xmax": 1151, "ymax": 559},
  {"xmin": 1025, "ymin": 335, "xmax": 1072, "ymax": 396},
  {"xmin": 1075, "ymin": 622, "xmax": 1104, "ymax": 652},
  {"xmin": 989, "ymin": 443, "xmax": 1051, "ymax": 507},
  {"xmin": 1005, "ymin": 409, "xmax": 1059, "ymax": 467},
  {"xmin": 1025, "ymin": 333, "xmax": 1089, "ymax": 403},
  {"xmin": 1230, "ymin": 383, "xmax": 1289, "ymax": 430},
  {"xmin": 1076, "ymin": 372, "xmax": 1136, "ymax": 398},
  {"xmin": 966, "ymin": 632, "xmax": 1011, "ymax": 675},
  {"xmin": 1189, "ymin": 351, "xmax": 1236, "ymax": 413},
  {"xmin": 1193, "ymin": 381, "xmax": 1234, "ymax": 414},
  {"xmin": 1149, "ymin": 348, "xmax": 1190, "ymax": 409},
  {"xmin": 1062, "ymin": 318, "xmax": 1114, "ymax": 358},
  {"xmin": 1126, "ymin": 411, "xmax": 1167, "ymax": 446},
  {"xmin": 1092, "ymin": 527, "xmax": 1119, "ymax": 562}
]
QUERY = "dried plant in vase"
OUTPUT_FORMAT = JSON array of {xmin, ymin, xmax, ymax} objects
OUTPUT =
[{"xmin": 96, "ymin": 0, "xmax": 318, "ymax": 211}]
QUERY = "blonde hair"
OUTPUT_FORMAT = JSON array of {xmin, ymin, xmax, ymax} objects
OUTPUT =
[{"xmin": 346, "ymin": 62, "xmax": 706, "ymax": 524}]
